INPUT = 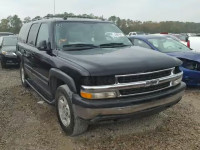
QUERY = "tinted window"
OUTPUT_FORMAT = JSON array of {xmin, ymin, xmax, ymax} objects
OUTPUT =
[
  {"xmin": 27, "ymin": 23, "xmax": 40, "ymax": 46},
  {"xmin": 36, "ymin": 24, "xmax": 49, "ymax": 47},
  {"xmin": 55, "ymin": 22, "xmax": 132, "ymax": 49},
  {"xmin": 18, "ymin": 23, "xmax": 31, "ymax": 43},
  {"xmin": 133, "ymin": 39, "xmax": 151, "ymax": 49},
  {"xmin": 3, "ymin": 37, "xmax": 17, "ymax": 46}
]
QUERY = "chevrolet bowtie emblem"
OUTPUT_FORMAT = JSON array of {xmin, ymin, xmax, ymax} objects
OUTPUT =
[{"xmin": 145, "ymin": 79, "xmax": 159, "ymax": 87}]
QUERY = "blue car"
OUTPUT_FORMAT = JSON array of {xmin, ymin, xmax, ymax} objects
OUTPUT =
[{"xmin": 129, "ymin": 35, "xmax": 200, "ymax": 86}]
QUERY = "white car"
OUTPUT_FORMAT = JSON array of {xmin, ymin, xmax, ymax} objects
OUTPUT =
[
  {"xmin": 189, "ymin": 36, "xmax": 200, "ymax": 52},
  {"xmin": 128, "ymin": 32, "xmax": 145, "ymax": 36}
]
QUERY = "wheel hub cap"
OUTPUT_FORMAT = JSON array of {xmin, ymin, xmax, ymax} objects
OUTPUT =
[{"xmin": 58, "ymin": 95, "xmax": 71, "ymax": 127}]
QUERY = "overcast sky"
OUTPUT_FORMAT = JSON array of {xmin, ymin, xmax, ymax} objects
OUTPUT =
[{"xmin": 0, "ymin": 0, "xmax": 199, "ymax": 22}]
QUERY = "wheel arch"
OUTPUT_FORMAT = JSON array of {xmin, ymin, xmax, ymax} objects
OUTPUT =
[{"xmin": 49, "ymin": 68, "xmax": 77, "ymax": 99}]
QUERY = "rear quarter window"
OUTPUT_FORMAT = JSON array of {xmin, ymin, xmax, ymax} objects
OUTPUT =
[
  {"xmin": 18, "ymin": 23, "xmax": 31, "ymax": 43},
  {"xmin": 27, "ymin": 23, "xmax": 40, "ymax": 46}
]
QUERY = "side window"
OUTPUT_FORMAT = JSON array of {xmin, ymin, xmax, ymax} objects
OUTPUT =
[
  {"xmin": 133, "ymin": 39, "xmax": 151, "ymax": 49},
  {"xmin": 18, "ymin": 23, "xmax": 31, "ymax": 43},
  {"xmin": 36, "ymin": 24, "xmax": 49, "ymax": 47},
  {"xmin": 27, "ymin": 23, "xmax": 40, "ymax": 46}
]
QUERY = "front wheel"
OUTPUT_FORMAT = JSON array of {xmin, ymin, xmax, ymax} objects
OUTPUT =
[{"xmin": 56, "ymin": 85, "xmax": 88, "ymax": 136}]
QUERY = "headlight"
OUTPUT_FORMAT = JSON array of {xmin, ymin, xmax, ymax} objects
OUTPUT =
[
  {"xmin": 172, "ymin": 75, "xmax": 183, "ymax": 86},
  {"xmin": 2, "ymin": 51, "xmax": 16, "ymax": 56},
  {"xmin": 180, "ymin": 58, "xmax": 200, "ymax": 71},
  {"xmin": 81, "ymin": 76, "xmax": 115, "ymax": 86},
  {"xmin": 80, "ymin": 91, "xmax": 117, "ymax": 99},
  {"xmin": 2, "ymin": 51, "xmax": 7, "ymax": 55}
]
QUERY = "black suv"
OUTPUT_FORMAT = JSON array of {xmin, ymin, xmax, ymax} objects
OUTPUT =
[{"xmin": 17, "ymin": 18, "xmax": 186, "ymax": 136}]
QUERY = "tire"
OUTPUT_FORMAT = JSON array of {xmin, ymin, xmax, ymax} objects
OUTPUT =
[
  {"xmin": 16, "ymin": 63, "xmax": 20, "ymax": 68},
  {"xmin": 56, "ymin": 85, "xmax": 88, "ymax": 136},
  {"xmin": 1, "ymin": 60, "xmax": 6, "ymax": 68},
  {"xmin": 20, "ymin": 63, "xmax": 29, "ymax": 87}
]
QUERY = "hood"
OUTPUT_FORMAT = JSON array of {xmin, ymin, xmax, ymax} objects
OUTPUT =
[
  {"xmin": 1, "ymin": 46, "xmax": 16, "ymax": 52},
  {"xmin": 58, "ymin": 46, "xmax": 182, "ymax": 76},
  {"xmin": 167, "ymin": 51, "xmax": 200, "ymax": 62}
]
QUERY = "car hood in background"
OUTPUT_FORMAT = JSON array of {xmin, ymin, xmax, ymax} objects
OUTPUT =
[
  {"xmin": 167, "ymin": 51, "xmax": 200, "ymax": 62},
  {"xmin": 59, "ymin": 46, "xmax": 181, "ymax": 76},
  {"xmin": 1, "ymin": 46, "xmax": 16, "ymax": 52}
]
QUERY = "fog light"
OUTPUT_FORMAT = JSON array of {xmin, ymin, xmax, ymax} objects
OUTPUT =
[
  {"xmin": 172, "ymin": 77, "xmax": 182, "ymax": 86},
  {"xmin": 81, "ymin": 91, "xmax": 117, "ymax": 99},
  {"xmin": 2, "ymin": 51, "xmax": 7, "ymax": 55}
]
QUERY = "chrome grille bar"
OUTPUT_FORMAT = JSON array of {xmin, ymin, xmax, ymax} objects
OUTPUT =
[{"xmin": 81, "ymin": 72, "xmax": 183, "ymax": 94}]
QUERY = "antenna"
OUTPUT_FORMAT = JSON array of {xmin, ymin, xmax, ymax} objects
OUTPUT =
[{"xmin": 54, "ymin": 0, "xmax": 55, "ymax": 15}]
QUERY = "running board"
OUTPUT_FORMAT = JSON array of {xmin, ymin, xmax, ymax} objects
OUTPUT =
[{"xmin": 25, "ymin": 80, "xmax": 55, "ymax": 105}]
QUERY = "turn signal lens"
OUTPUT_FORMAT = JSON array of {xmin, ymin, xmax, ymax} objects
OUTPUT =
[
  {"xmin": 81, "ymin": 91, "xmax": 92, "ymax": 99},
  {"xmin": 80, "ymin": 91, "xmax": 117, "ymax": 100}
]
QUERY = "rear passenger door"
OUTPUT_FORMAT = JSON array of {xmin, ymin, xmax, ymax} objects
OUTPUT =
[
  {"xmin": 32, "ymin": 23, "xmax": 54, "ymax": 99},
  {"xmin": 24, "ymin": 23, "xmax": 40, "ymax": 80}
]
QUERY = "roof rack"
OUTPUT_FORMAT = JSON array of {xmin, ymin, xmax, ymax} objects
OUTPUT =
[
  {"xmin": 42, "ymin": 15, "xmax": 106, "ymax": 21},
  {"xmin": 30, "ymin": 15, "xmax": 107, "ymax": 23}
]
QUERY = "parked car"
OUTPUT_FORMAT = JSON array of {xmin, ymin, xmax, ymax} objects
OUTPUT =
[
  {"xmin": 17, "ymin": 18, "xmax": 185, "ymax": 136},
  {"xmin": 129, "ymin": 35, "xmax": 200, "ymax": 86},
  {"xmin": 188, "ymin": 36, "xmax": 200, "ymax": 53},
  {"xmin": 0, "ymin": 36, "xmax": 19, "ymax": 68},
  {"xmin": 128, "ymin": 32, "xmax": 145, "ymax": 36},
  {"xmin": 0, "ymin": 32, "xmax": 14, "ymax": 37}
]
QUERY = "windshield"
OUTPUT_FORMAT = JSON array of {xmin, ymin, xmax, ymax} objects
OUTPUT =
[
  {"xmin": 3, "ymin": 37, "xmax": 17, "ymax": 46},
  {"xmin": 148, "ymin": 37, "xmax": 191, "ymax": 53},
  {"xmin": 55, "ymin": 22, "xmax": 132, "ymax": 50}
]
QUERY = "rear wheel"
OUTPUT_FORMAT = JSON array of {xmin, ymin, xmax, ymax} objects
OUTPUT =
[
  {"xmin": 20, "ymin": 63, "xmax": 29, "ymax": 87},
  {"xmin": 56, "ymin": 85, "xmax": 88, "ymax": 136}
]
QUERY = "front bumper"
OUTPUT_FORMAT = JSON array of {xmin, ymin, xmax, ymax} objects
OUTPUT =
[
  {"xmin": 1, "ymin": 55, "xmax": 19, "ymax": 64},
  {"xmin": 73, "ymin": 82, "xmax": 186, "ymax": 121}
]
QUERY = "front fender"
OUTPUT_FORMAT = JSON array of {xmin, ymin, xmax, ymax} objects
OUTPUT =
[{"xmin": 49, "ymin": 68, "xmax": 77, "ymax": 93}]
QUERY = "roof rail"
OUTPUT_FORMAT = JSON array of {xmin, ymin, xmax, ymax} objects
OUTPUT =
[
  {"xmin": 43, "ymin": 15, "xmax": 106, "ymax": 21},
  {"xmin": 32, "ymin": 17, "xmax": 43, "ymax": 21}
]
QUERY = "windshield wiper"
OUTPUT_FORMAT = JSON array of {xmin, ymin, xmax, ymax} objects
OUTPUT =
[
  {"xmin": 63, "ymin": 44, "xmax": 98, "ymax": 48},
  {"xmin": 99, "ymin": 43, "xmax": 131, "ymax": 48}
]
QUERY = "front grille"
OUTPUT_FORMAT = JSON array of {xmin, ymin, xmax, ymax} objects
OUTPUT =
[
  {"xmin": 81, "ymin": 67, "xmax": 182, "ymax": 99},
  {"xmin": 119, "ymin": 82, "xmax": 171, "ymax": 96},
  {"xmin": 117, "ymin": 69, "xmax": 172, "ymax": 83}
]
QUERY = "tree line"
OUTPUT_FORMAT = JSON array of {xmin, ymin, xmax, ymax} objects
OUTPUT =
[{"xmin": 0, "ymin": 13, "xmax": 200, "ymax": 34}]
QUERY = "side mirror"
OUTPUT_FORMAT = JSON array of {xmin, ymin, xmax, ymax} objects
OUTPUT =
[{"xmin": 37, "ymin": 40, "xmax": 48, "ymax": 51}]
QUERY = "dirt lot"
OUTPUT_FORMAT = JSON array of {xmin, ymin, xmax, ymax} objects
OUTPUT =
[{"xmin": 0, "ymin": 67, "xmax": 200, "ymax": 150}]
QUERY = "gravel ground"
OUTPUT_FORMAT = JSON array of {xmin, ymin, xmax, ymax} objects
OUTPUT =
[{"xmin": 0, "ymin": 66, "xmax": 200, "ymax": 150}]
